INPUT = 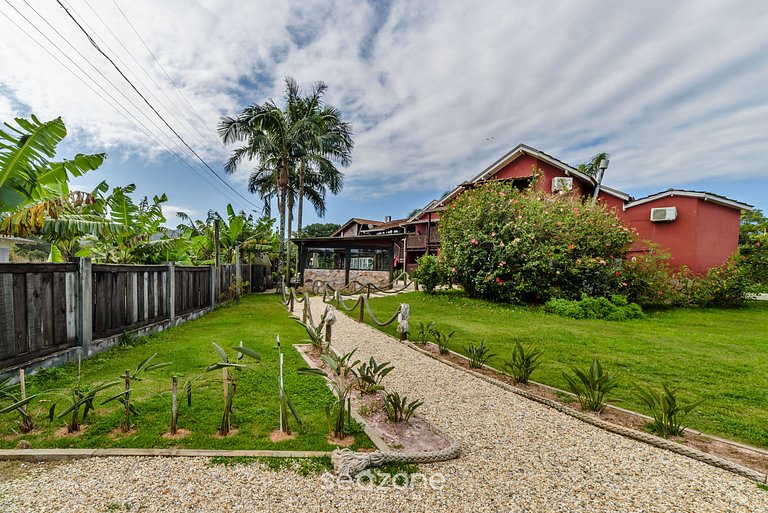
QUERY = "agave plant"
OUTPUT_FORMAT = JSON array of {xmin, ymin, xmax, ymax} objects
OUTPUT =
[
  {"xmin": 634, "ymin": 383, "xmax": 704, "ymax": 437},
  {"xmin": 298, "ymin": 349, "xmax": 359, "ymax": 439},
  {"xmin": 431, "ymin": 327, "xmax": 456, "ymax": 356},
  {"xmin": 101, "ymin": 353, "xmax": 171, "ymax": 432},
  {"xmin": 383, "ymin": 391, "xmax": 423, "ymax": 423},
  {"xmin": 292, "ymin": 316, "xmax": 327, "ymax": 351},
  {"xmin": 464, "ymin": 339, "xmax": 496, "ymax": 369},
  {"xmin": 562, "ymin": 359, "xmax": 619, "ymax": 413},
  {"xmin": 356, "ymin": 357, "xmax": 394, "ymax": 395},
  {"xmin": 504, "ymin": 340, "xmax": 543, "ymax": 384},
  {"xmin": 206, "ymin": 342, "xmax": 260, "ymax": 435},
  {"xmin": 414, "ymin": 321, "xmax": 435, "ymax": 345}
]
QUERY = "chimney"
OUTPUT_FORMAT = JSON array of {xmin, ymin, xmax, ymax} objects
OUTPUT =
[{"xmin": 385, "ymin": 216, "xmax": 392, "ymax": 223}]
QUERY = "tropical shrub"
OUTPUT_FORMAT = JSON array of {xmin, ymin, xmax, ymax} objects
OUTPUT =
[
  {"xmin": 440, "ymin": 181, "xmax": 636, "ymax": 303},
  {"xmin": 545, "ymin": 294, "xmax": 644, "ymax": 321},
  {"xmin": 356, "ymin": 357, "xmax": 394, "ymax": 394},
  {"xmin": 0, "ymin": 376, "xmax": 37, "ymax": 433},
  {"xmin": 431, "ymin": 327, "xmax": 455, "ymax": 355},
  {"xmin": 504, "ymin": 341, "xmax": 543, "ymax": 384},
  {"xmin": 383, "ymin": 391, "xmax": 423, "ymax": 423},
  {"xmin": 562, "ymin": 359, "xmax": 619, "ymax": 412},
  {"xmin": 412, "ymin": 254, "xmax": 446, "ymax": 294},
  {"xmin": 48, "ymin": 359, "xmax": 119, "ymax": 433},
  {"xmin": 102, "ymin": 353, "xmax": 170, "ymax": 432},
  {"xmin": 634, "ymin": 383, "xmax": 703, "ymax": 437},
  {"xmin": 206, "ymin": 342, "xmax": 261, "ymax": 435},
  {"xmin": 414, "ymin": 321, "xmax": 435, "ymax": 345},
  {"xmin": 464, "ymin": 339, "xmax": 496, "ymax": 369}
]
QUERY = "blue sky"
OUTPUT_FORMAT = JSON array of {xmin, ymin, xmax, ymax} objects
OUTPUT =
[{"xmin": 1, "ymin": 0, "xmax": 766, "ymax": 229}]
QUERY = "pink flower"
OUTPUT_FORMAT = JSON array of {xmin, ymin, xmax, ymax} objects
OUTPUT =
[
  {"xmin": 599, "ymin": 259, "xmax": 607, "ymax": 266},
  {"xmin": 621, "ymin": 282, "xmax": 628, "ymax": 287},
  {"xmin": 568, "ymin": 244, "xmax": 575, "ymax": 250},
  {"xmin": 471, "ymin": 238, "xmax": 477, "ymax": 244}
]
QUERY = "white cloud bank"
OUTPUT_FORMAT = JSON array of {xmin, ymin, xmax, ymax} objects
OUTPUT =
[{"xmin": 1, "ymin": 0, "xmax": 766, "ymax": 203}]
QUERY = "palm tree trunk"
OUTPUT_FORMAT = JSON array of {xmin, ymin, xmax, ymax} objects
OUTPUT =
[
  {"xmin": 295, "ymin": 160, "xmax": 305, "ymax": 277},
  {"xmin": 278, "ymin": 168, "xmax": 287, "ymax": 288},
  {"xmin": 287, "ymin": 200, "xmax": 293, "ymax": 282}
]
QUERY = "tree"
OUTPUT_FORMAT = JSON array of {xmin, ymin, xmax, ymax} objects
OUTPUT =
[
  {"xmin": 739, "ymin": 209, "xmax": 768, "ymax": 292},
  {"xmin": 301, "ymin": 223, "xmax": 340, "ymax": 237},
  {"xmin": 219, "ymin": 77, "xmax": 352, "ymax": 282},
  {"xmin": 576, "ymin": 152, "xmax": 609, "ymax": 178}
]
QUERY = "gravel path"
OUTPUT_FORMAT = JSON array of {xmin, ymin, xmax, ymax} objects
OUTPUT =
[{"xmin": 1, "ymin": 296, "xmax": 767, "ymax": 513}]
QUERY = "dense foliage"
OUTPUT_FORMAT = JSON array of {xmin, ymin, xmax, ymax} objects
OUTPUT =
[
  {"xmin": 300, "ymin": 222, "xmax": 340, "ymax": 237},
  {"xmin": 545, "ymin": 294, "xmax": 644, "ymax": 321},
  {"xmin": 739, "ymin": 209, "xmax": 768, "ymax": 293},
  {"xmin": 412, "ymin": 254, "xmax": 446, "ymax": 294},
  {"xmin": 439, "ymin": 182, "xmax": 636, "ymax": 303}
]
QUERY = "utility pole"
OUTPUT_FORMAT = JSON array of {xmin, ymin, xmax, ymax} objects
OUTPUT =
[
  {"xmin": 214, "ymin": 218, "xmax": 221, "ymax": 267},
  {"xmin": 591, "ymin": 158, "xmax": 610, "ymax": 206}
]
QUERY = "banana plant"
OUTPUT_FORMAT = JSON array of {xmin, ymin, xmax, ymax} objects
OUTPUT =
[
  {"xmin": 206, "ymin": 342, "xmax": 260, "ymax": 435},
  {"xmin": 0, "ymin": 376, "xmax": 37, "ymax": 433},
  {"xmin": 48, "ymin": 358, "xmax": 119, "ymax": 433},
  {"xmin": 298, "ymin": 349, "xmax": 359, "ymax": 439},
  {"xmin": 101, "ymin": 353, "xmax": 171, "ymax": 432}
]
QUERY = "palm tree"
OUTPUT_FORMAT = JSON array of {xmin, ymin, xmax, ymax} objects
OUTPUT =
[
  {"xmin": 576, "ymin": 152, "xmax": 610, "ymax": 178},
  {"xmin": 219, "ymin": 77, "xmax": 353, "ymax": 281}
]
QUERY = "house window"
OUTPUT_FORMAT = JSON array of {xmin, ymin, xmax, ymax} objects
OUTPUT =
[
  {"xmin": 350, "ymin": 248, "xmax": 392, "ymax": 271},
  {"xmin": 306, "ymin": 248, "xmax": 346, "ymax": 269}
]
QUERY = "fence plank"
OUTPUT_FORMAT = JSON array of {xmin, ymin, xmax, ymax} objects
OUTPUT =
[
  {"xmin": 0, "ymin": 274, "xmax": 14, "ymax": 360},
  {"xmin": 65, "ymin": 272, "xmax": 77, "ymax": 341},
  {"xmin": 52, "ymin": 272, "xmax": 67, "ymax": 345},
  {"xmin": 12, "ymin": 273, "xmax": 28, "ymax": 355}
]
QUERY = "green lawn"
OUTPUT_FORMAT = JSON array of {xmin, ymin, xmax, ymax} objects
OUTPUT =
[
  {"xmin": 365, "ymin": 291, "xmax": 768, "ymax": 447},
  {"xmin": 0, "ymin": 294, "xmax": 371, "ymax": 451}
]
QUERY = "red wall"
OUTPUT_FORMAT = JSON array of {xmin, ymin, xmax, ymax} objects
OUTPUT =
[{"xmin": 618, "ymin": 196, "xmax": 739, "ymax": 273}]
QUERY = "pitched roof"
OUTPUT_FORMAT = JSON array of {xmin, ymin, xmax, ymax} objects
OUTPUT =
[
  {"xmin": 330, "ymin": 218, "xmax": 384, "ymax": 237},
  {"xmin": 360, "ymin": 217, "xmax": 408, "ymax": 233},
  {"xmin": 624, "ymin": 189, "xmax": 753, "ymax": 211}
]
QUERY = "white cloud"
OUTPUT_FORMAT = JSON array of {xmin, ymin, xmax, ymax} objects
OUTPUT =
[{"xmin": 1, "ymin": 0, "xmax": 766, "ymax": 207}]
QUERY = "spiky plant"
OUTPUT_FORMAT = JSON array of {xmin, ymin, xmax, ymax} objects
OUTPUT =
[
  {"xmin": 206, "ymin": 342, "xmax": 260, "ymax": 435},
  {"xmin": 464, "ymin": 339, "xmax": 496, "ymax": 369},
  {"xmin": 634, "ymin": 383, "xmax": 704, "ymax": 437},
  {"xmin": 0, "ymin": 376, "xmax": 37, "ymax": 433},
  {"xmin": 298, "ymin": 349, "xmax": 359, "ymax": 438},
  {"xmin": 383, "ymin": 391, "xmax": 423, "ymax": 423},
  {"xmin": 504, "ymin": 341, "xmax": 543, "ymax": 384},
  {"xmin": 562, "ymin": 359, "xmax": 619, "ymax": 413},
  {"xmin": 48, "ymin": 357, "xmax": 119, "ymax": 433},
  {"xmin": 356, "ymin": 357, "xmax": 394, "ymax": 395}
]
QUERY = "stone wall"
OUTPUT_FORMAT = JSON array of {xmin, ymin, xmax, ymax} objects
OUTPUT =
[
  {"xmin": 303, "ymin": 269, "xmax": 346, "ymax": 291},
  {"xmin": 349, "ymin": 270, "xmax": 391, "ymax": 288}
]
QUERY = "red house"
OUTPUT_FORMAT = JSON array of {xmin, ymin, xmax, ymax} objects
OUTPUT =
[{"xmin": 399, "ymin": 144, "xmax": 752, "ymax": 274}]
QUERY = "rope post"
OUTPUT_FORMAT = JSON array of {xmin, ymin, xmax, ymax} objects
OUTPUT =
[
  {"xmin": 324, "ymin": 305, "xmax": 336, "ymax": 345},
  {"xmin": 414, "ymin": 280, "xmax": 419, "ymax": 291},
  {"xmin": 302, "ymin": 297, "xmax": 308, "ymax": 323},
  {"xmin": 366, "ymin": 283, "xmax": 371, "ymax": 298},
  {"xmin": 358, "ymin": 297, "xmax": 365, "ymax": 323},
  {"xmin": 397, "ymin": 303, "xmax": 410, "ymax": 341},
  {"xmin": 289, "ymin": 289, "xmax": 294, "ymax": 313}
]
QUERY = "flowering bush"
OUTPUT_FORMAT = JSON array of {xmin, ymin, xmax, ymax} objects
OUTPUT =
[
  {"xmin": 439, "ymin": 182, "xmax": 637, "ymax": 303},
  {"xmin": 412, "ymin": 254, "xmax": 447, "ymax": 294}
]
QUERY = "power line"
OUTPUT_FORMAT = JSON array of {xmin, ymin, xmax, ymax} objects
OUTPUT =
[
  {"xmin": 109, "ymin": 0, "xmax": 211, "ymax": 132},
  {"xmin": 76, "ymin": 0, "xmax": 212, "ymax": 145},
  {"xmin": 0, "ymin": 4, "xmax": 251, "ymax": 213},
  {"xmin": 55, "ymin": 0, "xmax": 261, "ymax": 212}
]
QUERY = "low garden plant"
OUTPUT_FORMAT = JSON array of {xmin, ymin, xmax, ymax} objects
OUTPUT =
[
  {"xmin": 48, "ymin": 358, "xmax": 120, "ymax": 433},
  {"xmin": 634, "ymin": 383, "xmax": 704, "ymax": 437},
  {"xmin": 464, "ymin": 339, "xmax": 495, "ymax": 369},
  {"xmin": 383, "ymin": 391, "xmax": 423, "ymax": 423},
  {"xmin": 544, "ymin": 294, "xmax": 644, "ymax": 321},
  {"xmin": 356, "ymin": 357, "xmax": 394, "ymax": 395},
  {"xmin": 414, "ymin": 321, "xmax": 435, "ymax": 345},
  {"xmin": 431, "ymin": 327, "xmax": 456, "ymax": 356},
  {"xmin": 504, "ymin": 341, "xmax": 543, "ymax": 384},
  {"xmin": 562, "ymin": 359, "xmax": 618, "ymax": 413},
  {"xmin": 0, "ymin": 376, "xmax": 37, "ymax": 433}
]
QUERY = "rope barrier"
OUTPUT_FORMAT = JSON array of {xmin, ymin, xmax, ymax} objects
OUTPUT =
[{"xmin": 362, "ymin": 296, "xmax": 402, "ymax": 327}]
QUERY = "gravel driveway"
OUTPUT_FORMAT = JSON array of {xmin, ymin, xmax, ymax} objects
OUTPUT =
[{"xmin": 1, "ymin": 296, "xmax": 766, "ymax": 513}]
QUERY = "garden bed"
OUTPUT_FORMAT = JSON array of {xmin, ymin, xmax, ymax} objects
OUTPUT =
[
  {"xmin": 415, "ymin": 340, "xmax": 768, "ymax": 475},
  {"xmin": 295, "ymin": 344, "xmax": 452, "ymax": 454}
]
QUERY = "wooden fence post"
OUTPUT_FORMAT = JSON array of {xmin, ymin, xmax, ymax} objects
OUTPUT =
[
  {"xmin": 171, "ymin": 376, "xmax": 178, "ymax": 435},
  {"xmin": 234, "ymin": 247, "xmax": 242, "ymax": 300},
  {"xmin": 166, "ymin": 262, "xmax": 175, "ymax": 322},
  {"xmin": 209, "ymin": 265, "xmax": 216, "ymax": 306},
  {"xmin": 325, "ymin": 323, "xmax": 332, "ymax": 344},
  {"xmin": 76, "ymin": 257, "xmax": 93, "ymax": 348},
  {"xmin": 358, "ymin": 297, "xmax": 364, "ymax": 323}
]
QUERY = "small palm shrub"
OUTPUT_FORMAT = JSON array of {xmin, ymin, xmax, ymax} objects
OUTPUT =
[
  {"xmin": 356, "ymin": 357, "xmax": 394, "ymax": 394},
  {"xmin": 431, "ymin": 327, "xmax": 455, "ymax": 355},
  {"xmin": 504, "ymin": 341, "xmax": 543, "ymax": 384},
  {"xmin": 206, "ymin": 342, "xmax": 261, "ymax": 435},
  {"xmin": 464, "ymin": 339, "xmax": 496, "ymax": 369},
  {"xmin": 562, "ymin": 359, "xmax": 618, "ymax": 412},
  {"xmin": 634, "ymin": 383, "xmax": 704, "ymax": 437},
  {"xmin": 384, "ymin": 391, "xmax": 423, "ymax": 423},
  {"xmin": 414, "ymin": 321, "xmax": 435, "ymax": 345}
]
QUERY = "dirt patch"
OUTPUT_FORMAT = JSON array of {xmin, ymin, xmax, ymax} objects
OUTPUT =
[
  {"xmin": 327, "ymin": 435, "xmax": 355, "ymax": 447},
  {"xmin": 54, "ymin": 425, "xmax": 89, "ymax": 438},
  {"xmin": 108, "ymin": 427, "xmax": 138, "ymax": 439},
  {"xmin": 297, "ymin": 344, "xmax": 453, "ymax": 453},
  {"xmin": 2, "ymin": 429, "xmax": 41, "ymax": 441},
  {"xmin": 269, "ymin": 430, "xmax": 297, "ymax": 443},
  {"xmin": 212, "ymin": 428, "xmax": 240, "ymax": 439},
  {"xmin": 162, "ymin": 429, "xmax": 191, "ymax": 440},
  {"xmin": 421, "ymin": 341, "xmax": 768, "ymax": 475}
]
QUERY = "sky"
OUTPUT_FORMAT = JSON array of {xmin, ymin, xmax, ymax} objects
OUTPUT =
[{"xmin": 1, "ymin": 0, "xmax": 767, "ymax": 229}]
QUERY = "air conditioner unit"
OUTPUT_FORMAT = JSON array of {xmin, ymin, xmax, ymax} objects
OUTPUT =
[
  {"xmin": 552, "ymin": 177, "xmax": 573, "ymax": 192},
  {"xmin": 650, "ymin": 207, "xmax": 677, "ymax": 222}
]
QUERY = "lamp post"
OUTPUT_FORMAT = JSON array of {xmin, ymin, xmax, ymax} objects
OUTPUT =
[{"xmin": 591, "ymin": 158, "xmax": 610, "ymax": 206}]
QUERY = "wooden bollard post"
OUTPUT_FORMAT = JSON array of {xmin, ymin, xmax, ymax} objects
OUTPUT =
[
  {"xmin": 400, "ymin": 330, "xmax": 407, "ymax": 341},
  {"xmin": 414, "ymin": 281, "xmax": 419, "ymax": 291},
  {"xmin": 289, "ymin": 290, "xmax": 294, "ymax": 312},
  {"xmin": 171, "ymin": 376, "xmax": 178, "ymax": 435},
  {"xmin": 19, "ymin": 369, "xmax": 26, "ymax": 417},
  {"xmin": 366, "ymin": 283, "xmax": 371, "ymax": 298},
  {"xmin": 358, "ymin": 297, "xmax": 364, "ymax": 323},
  {"xmin": 123, "ymin": 369, "xmax": 131, "ymax": 432},
  {"xmin": 325, "ymin": 323, "xmax": 332, "ymax": 344}
]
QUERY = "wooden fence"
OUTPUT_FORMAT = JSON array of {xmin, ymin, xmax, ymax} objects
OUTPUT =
[{"xmin": 0, "ymin": 258, "xmax": 267, "ymax": 370}]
